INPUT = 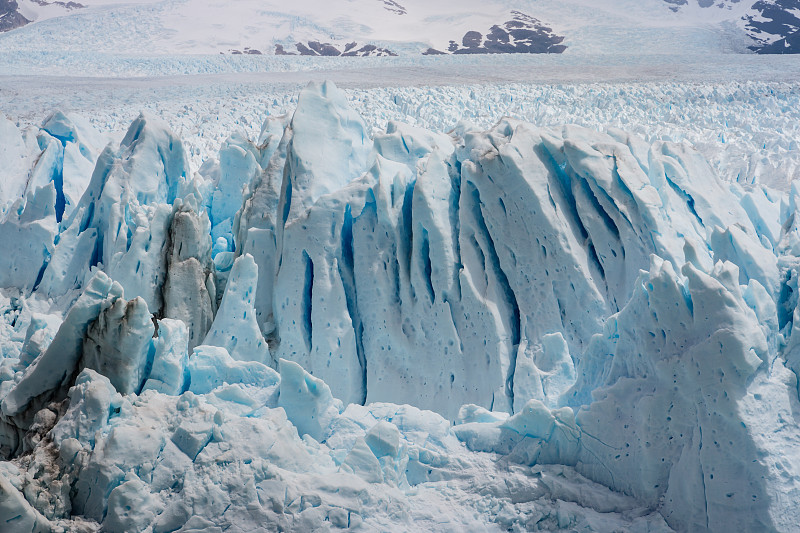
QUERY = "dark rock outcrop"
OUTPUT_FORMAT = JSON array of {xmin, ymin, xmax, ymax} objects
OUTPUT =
[
  {"xmin": 0, "ymin": 0, "xmax": 29, "ymax": 32},
  {"xmin": 425, "ymin": 11, "xmax": 566, "ymax": 55},
  {"xmin": 276, "ymin": 41, "xmax": 397, "ymax": 56}
]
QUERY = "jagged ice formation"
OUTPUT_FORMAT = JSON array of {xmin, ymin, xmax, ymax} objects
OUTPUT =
[{"xmin": 0, "ymin": 81, "xmax": 798, "ymax": 531}]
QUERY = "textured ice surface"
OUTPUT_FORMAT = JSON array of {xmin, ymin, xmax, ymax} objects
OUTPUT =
[
  {"xmin": 5, "ymin": 70, "xmax": 800, "ymax": 192},
  {"xmin": 0, "ymin": 79, "xmax": 798, "ymax": 531}
]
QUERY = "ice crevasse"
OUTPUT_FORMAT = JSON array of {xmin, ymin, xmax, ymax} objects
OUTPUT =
[{"xmin": 0, "ymin": 80, "xmax": 798, "ymax": 531}]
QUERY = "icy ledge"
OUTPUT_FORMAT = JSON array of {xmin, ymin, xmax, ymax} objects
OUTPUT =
[{"xmin": 0, "ymin": 81, "xmax": 798, "ymax": 531}]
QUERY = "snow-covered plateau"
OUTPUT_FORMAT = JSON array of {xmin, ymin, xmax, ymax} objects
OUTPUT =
[{"xmin": 2, "ymin": 64, "xmax": 800, "ymax": 532}]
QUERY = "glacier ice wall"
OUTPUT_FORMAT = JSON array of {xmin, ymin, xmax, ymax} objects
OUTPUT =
[{"xmin": 0, "ymin": 80, "xmax": 798, "ymax": 531}]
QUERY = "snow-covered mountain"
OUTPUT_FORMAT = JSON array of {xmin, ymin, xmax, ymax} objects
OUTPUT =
[
  {"xmin": 0, "ymin": 0, "xmax": 799, "ymax": 54},
  {"xmin": 0, "ymin": 0, "xmax": 28, "ymax": 31},
  {"xmin": 0, "ymin": 79, "xmax": 799, "ymax": 531},
  {"xmin": 745, "ymin": 0, "xmax": 800, "ymax": 52}
]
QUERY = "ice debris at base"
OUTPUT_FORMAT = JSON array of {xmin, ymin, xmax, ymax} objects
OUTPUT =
[{"xmin": 0, "ymin": 80, "xmax": 798, "ymax": 531}]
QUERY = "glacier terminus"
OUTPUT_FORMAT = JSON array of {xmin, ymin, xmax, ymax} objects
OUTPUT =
[{"xmin": 0, "ymin": 76, "xmax": 799, "ymax": 532}]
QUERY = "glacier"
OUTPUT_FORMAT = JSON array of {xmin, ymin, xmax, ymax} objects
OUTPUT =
[{"xmin": 0, "ymin": 79, "xmax": 799, "ymax": 531}]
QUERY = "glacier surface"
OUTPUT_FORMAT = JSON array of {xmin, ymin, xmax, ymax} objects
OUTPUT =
[{"xmin": 0, "ymin": 80, "xmax": 799, "ymax": 531}]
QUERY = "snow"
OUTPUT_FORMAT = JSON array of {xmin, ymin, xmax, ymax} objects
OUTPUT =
[
  {"xmin": 3, "ymin": 0, "xmax": 789, "ymax": 58},
  {"xmin": 0, "ymin": 0, "xmax": 740, "ymax": 56},
  {"xmin": 0, "ymin": 58, "xmax": 799, "ymax": 531}
]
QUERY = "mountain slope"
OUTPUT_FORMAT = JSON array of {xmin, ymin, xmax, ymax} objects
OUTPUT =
[
  {"xmin": 0, "ymin": 0, "xmax": 28, "ymax": 31},
  {"xmin": 746, "ymin": 0, "xmax": 800, "ymax": 52},
  {"xmin": 0, "ymin": 0, "xmax": 798, "ymax": 55}
]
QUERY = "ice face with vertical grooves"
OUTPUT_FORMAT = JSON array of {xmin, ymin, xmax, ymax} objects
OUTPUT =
[
  {"xmin": 1, "ymin": 271, "xmax": 123, "ymax": 447},
  {"xmin": 0, "ymin": 80, "xmax": 797, "ymax": 531},
  {"xmin": 201, "ymin": 253, "xmax": 269, "ymax": 364},
  {"xmin": 80, "ymin": 295, "xmax": 154, "ymax": 396}
]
